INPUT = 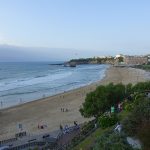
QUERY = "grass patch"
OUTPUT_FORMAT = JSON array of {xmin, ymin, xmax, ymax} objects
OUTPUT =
[
  {"xmin": 118, "ymin": 110, "xmax": 130, "ymax": 121},
  {"xmin": 73, "ymin": 127, "xmax": 110, "ymax": 150}
]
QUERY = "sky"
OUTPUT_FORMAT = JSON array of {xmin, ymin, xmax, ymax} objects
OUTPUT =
[{"xmin": 0, "ymin": 0, "xmax": 150, "ymax": 61}]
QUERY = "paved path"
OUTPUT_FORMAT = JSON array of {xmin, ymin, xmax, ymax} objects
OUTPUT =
[{"xmin": 0, "ymin": 126, "xmax": 80, "ymax": 149}]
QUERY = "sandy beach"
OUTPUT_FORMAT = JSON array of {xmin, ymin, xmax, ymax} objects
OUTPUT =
[{"xmin": 0, "ymin": 66, "xmax": 149, "ymax": 140}]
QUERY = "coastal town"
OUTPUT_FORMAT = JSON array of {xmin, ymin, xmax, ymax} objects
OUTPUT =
[{"xmin": 66, "ymin": 54, "xmax": 150, "ymax": 67}]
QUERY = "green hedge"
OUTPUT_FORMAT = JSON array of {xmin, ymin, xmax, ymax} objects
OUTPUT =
[
  {"xmin": 98, "ymin": 113, "xmax": 118, "ymax": 128},
  {"xmin": 93, "ymin": 130, "xmax": 134, "ymax": 150}
]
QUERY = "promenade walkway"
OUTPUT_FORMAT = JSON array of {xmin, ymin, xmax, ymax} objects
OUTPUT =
[{"xmin": 0, "ymin": 125, "xmax": 80, "ymax": 150}]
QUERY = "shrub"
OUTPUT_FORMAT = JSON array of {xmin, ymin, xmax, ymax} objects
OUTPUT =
[
  {"xmin": 81, "ymin": 120, "xmax": 95, "ymax": 135},
  {"xmin": 122, "ymin": 99, "xmax": 150, "ymax": 136},
  {"xmin": 93, "ymin": 130, "xmax": 134, "ymax": 150},
  {"xmin": 137, "ymin": 122, "xmax": 150, "ymax": 150},
  {"xmin": 124, "ymin": 103, "xmax": 134, "ymax": 112},
  {"xmin": 98, "ymin": 114, "xmax": 118, "ymax": 128}
]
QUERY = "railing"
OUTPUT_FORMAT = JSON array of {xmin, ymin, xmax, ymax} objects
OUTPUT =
[
  {"xmin": 9, "ymin": 141, "xmax": 46, "ymax": 150},
  {"xmin": 0, "ymin": 137, "xmax": 17, "ymax": 146}
]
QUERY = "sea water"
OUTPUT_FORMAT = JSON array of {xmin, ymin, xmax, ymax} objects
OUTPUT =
[{"xmin": 0, "ymin": 62, "xmax": 109, "ymax": 108}]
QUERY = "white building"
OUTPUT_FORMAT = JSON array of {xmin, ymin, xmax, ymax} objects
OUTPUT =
[{"xmin": 124, "ymin": 55, "xmax": 148, "ymax": 65}]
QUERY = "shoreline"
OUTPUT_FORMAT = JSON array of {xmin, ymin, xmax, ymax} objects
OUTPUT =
[
  {"xmin": 1, "ymin": 65, "xmax": 108, "ymax": 111},
  {"xmin": 0, "ymin": 64, "xmax": 108, "ymax": 110},
  {"xmin": 0, "ymin": 66, "xmax": 150, "ymax": 139}
]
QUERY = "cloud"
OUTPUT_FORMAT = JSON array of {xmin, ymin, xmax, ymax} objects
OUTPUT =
[{"xmin": 0, "ymin": 44, "xmax": 85, "ymax": 62}]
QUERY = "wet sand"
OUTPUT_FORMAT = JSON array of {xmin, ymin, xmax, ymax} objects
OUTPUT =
[{"xmin": 0, "ymin": 66, "xmax": 149, "ymax": 140}]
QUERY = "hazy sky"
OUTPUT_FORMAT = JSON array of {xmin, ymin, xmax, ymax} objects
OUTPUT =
[{"xmin": 0, "ymin": 0, "xmax": 150, "ymax": 61}]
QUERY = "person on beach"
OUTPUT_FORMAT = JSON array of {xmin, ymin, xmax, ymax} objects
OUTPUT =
[
  {"xmin": 74, "ymin": 121, "xmax": 79, "ymax": 129},
  {"xmin": 74, "ymin": 121, "xmax": 78, "ymax": 126},
  {"xmin": 0, "ymin": 101, "xmax": 3, "ymax": 108},
  {"xmin": 60, "ymin": 124, "xmax": 63, "ymax": 131},
  {"xmin": 38, "ymin": 124, "xmax": 40, "ymax": 129},
  {"xmin": 19, "ymin": 98, "xmax": 22, "ymax": 104},
  {"xmin": 42, "ymin": 94, "xmax": 45, "ymax": 98}
]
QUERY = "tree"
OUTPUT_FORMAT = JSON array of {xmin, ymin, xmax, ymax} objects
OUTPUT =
[
  {"xmin": 132, "ymin": 81, "xmax": 150, "ymax": 92},
  {"xmin": 123, "ymin": 98, "xmax": 150, "ymax": 136},
  {"xmin": 80, "ymin": 83, "xmax": 126, "ymax": 118},
  {"xmin": 80, "ymin": 81, "xmax": 150, "ymax": 119},
  {"xmin": 118, "ymin": 56, "xmax": 124, "ymax": 62},
  {"xmin": 80, "ymin": 87, "xmax": 109, "ymax": 118},
  {"xmin": 122, "ymin": 94, "xmax": 150, "ymax": 150},
  {"xmin": 106, "ymin": 83, "xmax": 125, "ymax": 106},
  {"xmin": 125, "ymin": 83, "xmax": 133, "ymax": 96}
]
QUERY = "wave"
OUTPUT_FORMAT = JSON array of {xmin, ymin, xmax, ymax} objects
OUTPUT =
[
  {"xmin": 0, "ymin": 77, "xmax": 7, "ymax": 80},
  {"xmin": 0, "ymin": 90, "xmax": 38, "ymax": 97},
  {"xmin": 34, "ymin": 75, "xmax": 47, "ymax": 78},
  {"xmin": 0, "ymin": 81, "xmax": 81, "ymax": 98},
  {"xmin": 0, "ymin": 71, "xmax": 72, "ymax": 92}
]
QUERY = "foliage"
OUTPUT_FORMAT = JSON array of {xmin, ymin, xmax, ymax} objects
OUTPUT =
[
  {"xmin": 124, "ymin": 103, "xmax": 134, "ymax": 112},
  {"xmin": 69, "ymin": 57, "xmax": 115, "ymax": 65},
  {"xmin": 70, "ymin": 58, "xmax": 94, "ymax": 64},
  {"xmin": 80, "ymin": 120, "xmax": 95, "ymax": 135},
  {"xmin": 137, "ymin": 122, "xmax": 150, "ymax": 150},
  {"xmin": 80, "ymin": 81, "xmax": 150, "ymax": 119},
  {"xmin": 123, "ymin": 97, "xmax": 150, "ymax": 135},
  {"xmin": 118, "ymin": 56, "xmax": 124, "ymax": 62},
  {"xmin": 93, "ymin": 130, "xmax": 134, "ymax": 150},
  {"xmin": 132, "ymin": 81, "xmax": 150, "ymax": 93},
  {"xmin": 125, "ymin": 83, "xmax": 133, "ymax": 96},
  {"xmin": 80, "ymin": 87, "xmax": 109, "ymax": 118},
  {"xmin": 73, "ymin": 128, "xmax": 110, "ymax": 150},
  {"xmin": 98, "ymin": 114, "xmax": 118, "ymax": 128},
  {"xmin": 132, "ymin": 64, "xmax": 150, "ymax": 71},
  {"xmin": 123, "ymin": 92, "xmax": 146, "ymax": 113},
  {"xmin": 122, "ymin": 96, "xmax": 150, "ymax": 149},
  {"xmin": 80, "ymin": 83, "xmax": 126, "ymax": 118}
]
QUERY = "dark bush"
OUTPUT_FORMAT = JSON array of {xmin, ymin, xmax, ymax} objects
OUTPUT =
[
  {"xmin": 123, "ymin": 98, "xmax": 150, "ymax": 134},
  {"xmin": 81, "ymin": 120, "xmax": 95, "ymax": 135},
  {"xmin": 124, "ymin": 103, "xmax": 134, "ymax": 112},
  {"xmin": 98, "ymin": 114, "xmax": 118, "ymax": 128},
  {"xmin": 93, "ymin": 130, "xmax": 134, "ymax": 150},
  {"xmin": 137, "ymin": 122, "xmax": 150, "ymax": 150}
]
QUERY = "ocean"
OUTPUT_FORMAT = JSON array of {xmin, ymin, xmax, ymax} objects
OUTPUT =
[{"xmin": 0, "ymin": 62, "xmax": 109, "ymax": 108}]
